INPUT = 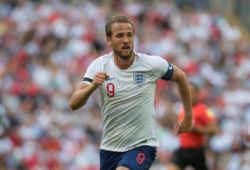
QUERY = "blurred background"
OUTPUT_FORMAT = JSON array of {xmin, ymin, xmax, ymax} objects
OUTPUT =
[{"xmin": 0, "ymin": 0, "xmax": 250, "ymax": 170}]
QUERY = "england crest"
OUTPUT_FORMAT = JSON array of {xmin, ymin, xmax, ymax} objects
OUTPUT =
[{"xmin": 133, "ymin": 72, "xmax": 145, "ymax": 85}]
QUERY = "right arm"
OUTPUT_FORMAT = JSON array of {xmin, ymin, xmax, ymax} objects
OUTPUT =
[{"xmin": 69, "ymin": 72, "xmax": 108, "ymax": 110}]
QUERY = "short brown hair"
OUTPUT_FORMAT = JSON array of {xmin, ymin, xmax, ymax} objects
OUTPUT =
[{"xmin": 105, "ymin": 15, "xmax": 134, "ymax": 37}]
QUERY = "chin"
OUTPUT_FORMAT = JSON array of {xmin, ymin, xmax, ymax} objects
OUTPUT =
[
  {"xmin": 119, "ymin": 51, "xmax": 133, "ymax": 60},
  {"xmin": 114, "ymin": 49, "xmax": 133, "ymax": 60},
  {"xmin": 119, "ymin": 55, "xmax": 131, "ymax": 60}
]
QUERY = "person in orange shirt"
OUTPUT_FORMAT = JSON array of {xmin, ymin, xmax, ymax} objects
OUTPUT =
[{"xmin": 167, "ymin": 82, "xmax": 221, "ymax": 170}]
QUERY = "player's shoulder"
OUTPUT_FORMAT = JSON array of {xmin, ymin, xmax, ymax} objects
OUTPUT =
[
  {"xmin": 137, "ymin": 53, "xmax": 168, "ymax": 66},
  {"xmin": 101, "ymin": 52, "xmax": 113, "ymax": 60},
  {"xmin": 137, "ymin": 53, "xmax": 163, "ymax": 61},
  {"xmin": 91, "ymin": 52, "xmax": 112, "ymax": 65}
]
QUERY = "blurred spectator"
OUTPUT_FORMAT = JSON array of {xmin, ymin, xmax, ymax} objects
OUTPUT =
[
  {"xmin": 167, "ymin": 82, "xmax": 220, "ymax": 170},
  {"xmin": 0, "ymin": 0, "xmax": 249, "ymax": 169}
]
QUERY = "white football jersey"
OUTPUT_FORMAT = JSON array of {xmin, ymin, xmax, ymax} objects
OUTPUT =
[{"xmin": 83, "ymin": 52, "xmax": 173, "ymax": 152}]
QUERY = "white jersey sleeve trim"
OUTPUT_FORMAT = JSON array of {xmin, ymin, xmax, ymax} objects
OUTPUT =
[{"xmin": 82, "ymin": 56, "xmax": 104, "ymax": 84}]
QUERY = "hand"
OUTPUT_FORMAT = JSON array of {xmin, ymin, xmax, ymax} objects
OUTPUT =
[
  {"xmin": 175, "ymin": 115, "xmax": 192, "ymax": 135},
  {"xmin": 91, "ymin": 72, "xmax": 109, "ymax": 89}
]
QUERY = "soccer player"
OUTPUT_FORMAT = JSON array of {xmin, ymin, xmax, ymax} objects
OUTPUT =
[
  {"xmin": 167, "ymin": 82, "xmax": 221, "ymax": 170},
  {"xmin": 69, "ymin": 15, "xmax": 193, "ymax": 170}
]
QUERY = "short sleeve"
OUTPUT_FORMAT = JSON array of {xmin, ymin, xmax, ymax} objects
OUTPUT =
[
  {"xmin": 150, "ymin": 56, "xmax": 173, "ymax": 80},
  {"xmin": 83, "ymin": 57, "xmax": 103, "ymax": 84}
]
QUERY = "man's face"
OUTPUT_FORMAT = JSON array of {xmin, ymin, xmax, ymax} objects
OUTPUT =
[{"xmin": 107, "ymin": 22, "xmax": 134, "ymax": 60}]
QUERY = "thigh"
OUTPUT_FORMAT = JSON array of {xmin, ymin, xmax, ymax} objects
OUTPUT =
[
  {"xmin": 117, "ymin": 145, "xmax": 157, "ymax": 170},
  {"xmin": 189, "ymin": 148, "xmax": 208, "ymax": 170},
  {"xmin": 100, "ymin": 149, "xmax": 123, "ymax": 170},
  {"xmin": 192, "ymin": 161, "xmax": 208, "ymax": 170},
  {"xmin": 171, "ymin": 148, "xmax": 188, "ymax": 170}
]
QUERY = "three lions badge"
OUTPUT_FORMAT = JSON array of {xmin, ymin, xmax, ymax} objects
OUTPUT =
[{"xmin": 133, "ymin": 72, "xmax": 145, "ymax": 85}]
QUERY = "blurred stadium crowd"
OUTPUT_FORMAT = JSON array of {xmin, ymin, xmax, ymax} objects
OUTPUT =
[{"xmin": 0, "ymin": 0, "xmax": 250, "ymax": 170}]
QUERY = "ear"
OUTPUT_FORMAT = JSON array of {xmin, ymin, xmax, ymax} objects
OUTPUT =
[{"xmin": 106, "ymin": 37, "xmax": 111, "ymax": 46}]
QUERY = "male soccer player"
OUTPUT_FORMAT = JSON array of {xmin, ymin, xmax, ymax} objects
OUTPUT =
[
  {"xmin": 69, "ymin": 15, "xmax": 192, "ymax": 170},
  {"xmin": 167, "ymin": 83, "xmax": 220, "ymax": 170}
]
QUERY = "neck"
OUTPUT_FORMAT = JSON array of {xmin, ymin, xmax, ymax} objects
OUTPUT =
[{"xmin": 113, "ymin": 52, "xmax": 135, "ymax": 69}]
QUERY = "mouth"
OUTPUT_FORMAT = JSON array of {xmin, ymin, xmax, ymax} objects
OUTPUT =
[{"xmin": 122, "ymin": 46, "xmax": 130, "ymax": 50}]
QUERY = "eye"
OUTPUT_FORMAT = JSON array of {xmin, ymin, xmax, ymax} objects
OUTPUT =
[
  {"xmin": 116, "ymin": 33, "xmax": 124, "ymax": 38},
  {"xmin": 127, "ymin": 32, "xmax": 133, "ymax": 37}
]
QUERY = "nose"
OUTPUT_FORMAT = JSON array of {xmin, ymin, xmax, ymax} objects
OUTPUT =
[{"xmin": 123, "ymin": 35, "xmax": 129, "ymax": 43}]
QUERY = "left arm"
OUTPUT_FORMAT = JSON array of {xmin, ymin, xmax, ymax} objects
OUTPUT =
[{"xmin": 171, "ymin": 65, "xmax": 193, "ymax": 134}]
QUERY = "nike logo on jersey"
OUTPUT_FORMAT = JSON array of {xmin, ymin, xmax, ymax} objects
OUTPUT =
[
  {"xmin": 168, "ymin": 64, "xmax": 173, "ymax": 70},
  {"xmin": 106, "ymin": 77, "xmax": 115, "ymax": 81}
]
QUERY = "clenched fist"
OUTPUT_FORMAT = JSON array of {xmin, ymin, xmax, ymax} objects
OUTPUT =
[{"xmin": 91, "ymin": 72, "xmax": 109, "ymax": 88}]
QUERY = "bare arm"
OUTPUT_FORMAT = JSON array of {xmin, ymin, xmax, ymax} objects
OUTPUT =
[
  {"xmin": 69, "ymin": 72, "xmax": 108, "ymax": 110},
  {"xmin": 171, "ymin": 65, "xmax": 193, "ymax": 134}
]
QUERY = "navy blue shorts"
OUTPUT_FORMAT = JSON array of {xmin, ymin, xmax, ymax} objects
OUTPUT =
[{"xmin": 100, "ymin": 145, "xmax": 157, "ymax": 170}]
